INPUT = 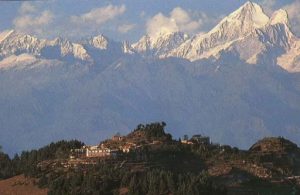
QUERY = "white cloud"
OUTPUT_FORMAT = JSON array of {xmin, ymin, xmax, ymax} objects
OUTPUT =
[
  {"xmin": 118, "ymin": 24, "xmax": 136, "ymax": 34},
  {"xmin": 147, "ymin": 13, "xmax": 179, "ymax": 37},
  {"xmin": 146, "ymin": 7, "xmax": 217, "ymax": 38},
  {"xmin": 13, "ymin": 3, "xmax": 54, "ymax": 36},
  {"xmin": 13, "ymin": 3, "xmax": 128, "ymax": 40},
  {"xmin": 65, "ymin": 4, "xmax": 127, "ymax": 38},
  {"xmin": 71, "ymin": 5, "xmax": 126, "ymax": 26},
  {"xmin": 14, "ymin": 11, "xmax": 54, "ymax": 29},
  {"xmin": 171, "ymin": 7, "xmax": 202, "ymax": 32},
  {"xmin": 284, "ymin": 1, "xmax": 300, "ymax": 36}
]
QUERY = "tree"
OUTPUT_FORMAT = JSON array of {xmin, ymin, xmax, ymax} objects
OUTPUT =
[{"xmin": 0, "ymin": 151, "xmax": 15, "ymax": 179}]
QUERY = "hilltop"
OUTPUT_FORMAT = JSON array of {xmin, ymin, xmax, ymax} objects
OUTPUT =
[
  {"xmin": 250, "ymin": 137, "xmax": 299, "ymax": 153},
  {"xmin": 100, "ymin": 122, "xmax": 172, "ymax": 150}
]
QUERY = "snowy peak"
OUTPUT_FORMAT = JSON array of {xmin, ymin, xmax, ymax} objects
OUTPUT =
[
  {"xmin": 227, "ymin": 1, "xmax": 269, "ymax": 28},
  {"xmin": 164, "ymin": 2, "xmax": 272, "ymax": 61},
  {"xmin": 88, "ymin": 34, "xmax": 109, "ymax": 50},
  {"xmin": 209, "ymin": 1, "xmax": 269, "ymax": 36},
  {"xmin": 86, "ymin": 34, "xmax": 128, "ymax": 55},
  {"xmin": 0, "ymin": 30, "xmax": 91, "ymax": 62},
  {"xmin": 132, "ymin": 31, "xmax": 189, "ymax": 56},
  {"xmin": 163, "ymin": 1, "xmax": 300, "ymax": 73},
  {"xmin": 0, "ymin": 29, "xmax": 15, "ymax": 43},
  {"xmin": 0, "ymin": 30, "xmax": 46, "ymax": 57},
  {"xmin": 151, "ymin": 32, "xmax": 189, "ymax": 56},
  {"xmin": 269, "ymin": 9, "xmax": 290, "ymax": 26},
  {"xmin": 122, "ymin": 41, "xmax": 135, "ymax": 54},
  {"xmin": 0, "ymin": 29, "xmax": 133, "ymax": 68},
  {"xmin": 132, "ymin": 35, "xmax": 151, "ymax": 53}
]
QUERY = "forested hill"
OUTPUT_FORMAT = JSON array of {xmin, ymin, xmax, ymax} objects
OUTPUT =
[{"xmin": 0, "ymin": 122, "xmax": 300, "ymax": 195}]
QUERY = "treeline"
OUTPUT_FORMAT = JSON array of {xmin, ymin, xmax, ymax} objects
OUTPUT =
[
  {"xmin": 0, "ymin": 150, "xmax": 15, "ymax": 179},
  {"xmin": 124, "ymin": 169, "xmax": 226, "ymax": 195},
  {"xmin": 0, "ymin": 140, "xmax": 83, "ymax": 179},
  {"xmin": 40, "ymin": 164, "xmax": 226, "ymax": 195}
]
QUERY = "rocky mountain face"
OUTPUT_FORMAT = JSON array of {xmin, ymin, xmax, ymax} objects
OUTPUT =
[
  {"xmin": 166, "ymin": 2, "xmax": 270, "ymax": 60},
  {"xmin": 163, "ymin": 2, "xmax": 300, "ymax": 72},
  {"xmin": 0, "ymin": 2, "xmax": 299, "ymax": 72},
  {"xmin": 132, "ymin": 32, "xmax": 189, "ymax": 57},
  {"xmin": 0, "ymin": 30, "xmax": 90, "ymax": 61},
  {"xmin": 0, "ymin": 1, "xmax": 300, "ymax": 154}
]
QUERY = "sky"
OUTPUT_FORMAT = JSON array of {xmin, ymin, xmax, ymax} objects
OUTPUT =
[{"xmin": 0, "ymin": 0, "xmax": 299, "ymax": 43}]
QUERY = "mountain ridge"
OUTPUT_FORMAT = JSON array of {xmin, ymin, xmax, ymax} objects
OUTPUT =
[
  {"xmin": 0, "ymin": 1, "xmax": 299, "ymax": 72},
  {"xmin": 165, "ymin": 2, "xmax": 300, "ymax": 72}
]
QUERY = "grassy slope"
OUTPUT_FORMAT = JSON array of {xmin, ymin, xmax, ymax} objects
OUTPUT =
[{"xmin": 0, "ymin": 175, "xmax": 47, "ymax": 195}]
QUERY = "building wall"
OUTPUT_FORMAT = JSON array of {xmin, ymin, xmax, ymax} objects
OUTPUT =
[{"xmin": 86, "ymin": 148, "xmax": 118, "ymax": 158}]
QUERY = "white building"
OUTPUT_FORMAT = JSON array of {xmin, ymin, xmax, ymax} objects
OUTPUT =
[{"xmin": 70, "ymin": 145, "xmax": 119, "ymax": 158}]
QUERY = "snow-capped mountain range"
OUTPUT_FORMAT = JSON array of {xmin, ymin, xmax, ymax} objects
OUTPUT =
[
  {"xmin": 1, "ymin": 1, "xmax": 300, "ymax": 154},
  {"xmin": 0, "ymin": 1, "xmax": 299, "ymax": 72},
  {"xmin": 134, "ymin": 1, "xmax": 300, "ymax": 72}
]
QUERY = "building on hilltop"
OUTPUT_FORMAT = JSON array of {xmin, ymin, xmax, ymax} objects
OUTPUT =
[
  {"xmin": 112, "ymin": 133, "xmax": 124, "ymax": 141},
  {"xmin": 86, "ymin": 146, "xmax": 119, "ymax": 158},
  {"xmin": 181, "ymin": 140, "xmax": 194, "ymax": 145},
  {"xmin": 120, "ymin": 142, "xmax": 137, "ymax": 153},
  {"xmin": 191, "ymin": 134, "xmax": 210, "ymax": 145},
  {"xmin": 70, "ymin": 145, "xmax": 119, "ymax": 159},
  {"xmin": 70, "ymin": 148, "xmax": 86, "ymax": 159},
  {"xmin": 181, "ymin": 134, "xmax": 210, "ymax": 145}
]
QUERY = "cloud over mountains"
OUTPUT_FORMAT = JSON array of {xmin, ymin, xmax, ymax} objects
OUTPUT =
[{"xmin": 6, "ymin": 0, "xmax": 300, "ymax": 42}]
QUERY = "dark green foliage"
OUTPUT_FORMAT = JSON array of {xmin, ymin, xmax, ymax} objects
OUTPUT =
[
  {"xmin": 44, "ymin": 165, "xmax": 226, "ymax": 195},
  {"xmin": 46, "ymin": 164, "xmax": 126, "ymax": 195},
  {"xmin": 0, "ymin": 151, "xmax": 15, "ymax": 179},
  {"xmin": 0, "ymin": 140, "xmax": 84, "ymax": 178},
  {"xmin": 17, "ymin": 140, "xmax": 83, "ymax": 177},
  {"xmin": 134, "ymin": 122, "xmax": 172, "ymax": 140}
]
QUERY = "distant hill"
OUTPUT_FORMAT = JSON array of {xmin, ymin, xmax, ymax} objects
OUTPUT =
[{"xmin": 250, "ymin": 137, "xmax": 299, "ymax": 153}]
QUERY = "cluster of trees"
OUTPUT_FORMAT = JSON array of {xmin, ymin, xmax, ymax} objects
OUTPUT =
[
  {"xmin": 0, "ymin": 148, "xmax": 15, "ymax": 179},
  {"xmin": 124, "ymin": 169, "xmax": 226, "ymax": 195},
  {"xmin": 0, "ymin": 140, "xmax": 83, "ymax": 179},
  {"xmin": 40, "ymin": 164, "xmax": 123, "ymax": 194},
  {"xmin": 39, "ymin": 164, "xmax": 226, "ymax": 195},
  {"xmin": 134, "ymin": 122, "xmax": 172, "ymax": 140}
]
